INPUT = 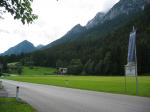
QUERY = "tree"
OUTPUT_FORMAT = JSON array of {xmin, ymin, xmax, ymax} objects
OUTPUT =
[
  {"xmin": 56, "ymin": 59, "xmax": 64, "ymax": 67},
  {"xmin": 68, "ymin": 59, "xmax": 83, "ymax": 75},
  {"xmin": 94, "ymin": 60, "xmax": 103, "ymax": 74},
  {"xmin": 84, "ymin": 59, "xmax": 95, "ymax": 74},
  {"xmin": 0, "ymin": 0, "xmax": 38, "ymax": 24},
  {"xmin": 16, "ymin": 62, "xmax": 23, "ymax": 75},
  {"xmin": 0, "ymin": 63, "xmax": 3, "ymax": 76},
  {"xmin": 103, "ymin": 52, "xmax": 112, "ymax": 74}
]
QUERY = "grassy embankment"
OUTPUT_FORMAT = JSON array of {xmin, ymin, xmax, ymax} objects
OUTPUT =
[
  {"xmin": 3, "ymin": 66, "xmax": 150, "ymax": 97},
  {"xmin": 0, "ymin": 98, "xmax": 36, "ymax": 112}
]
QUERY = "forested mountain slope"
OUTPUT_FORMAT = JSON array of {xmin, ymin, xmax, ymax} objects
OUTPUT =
[{"xmin": 29, "ymin": 5, "xmax": 150, "ymax": 75}]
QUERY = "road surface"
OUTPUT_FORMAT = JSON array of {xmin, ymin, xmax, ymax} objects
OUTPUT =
[{"xmin": 1, "ymin": 79, "xmax": 150, "ymax": 112}]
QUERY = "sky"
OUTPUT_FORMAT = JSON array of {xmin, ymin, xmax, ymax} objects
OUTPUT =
[{"xmin": 0, "ymin": 0, "xmax": 119, "ymax": 53}]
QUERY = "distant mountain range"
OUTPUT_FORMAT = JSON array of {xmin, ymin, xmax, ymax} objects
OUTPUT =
[{"xmin": 1, "ymin": 40, "xmax": 44, "ymax": 56}]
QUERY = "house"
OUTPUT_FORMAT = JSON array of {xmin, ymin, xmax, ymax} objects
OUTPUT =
[{"xmin": 58, "ymin": 67, "xmax": 68, "ymax": 75}]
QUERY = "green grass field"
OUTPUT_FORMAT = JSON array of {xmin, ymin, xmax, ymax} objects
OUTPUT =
[
  {"xmin": 21, "ymin": 66, "xmax": 56, "ymax": 75},
  {"xmin": 4, "ymin": 75, "xmax": 150, "ymax": 97},
  {"xmin": 0, "ymin": 98, "xmax": 36, "ymax": 112}
]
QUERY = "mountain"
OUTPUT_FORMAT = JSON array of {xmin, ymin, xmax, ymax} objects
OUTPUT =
[
  {"xmin": 86, "ymin": 12, "xmax": 105, "ymax": 29},
  {"xmin": 45, "ymin": 0, "xmax": 150, "ymax": 49},
  {"xmin": 2, "ymin": 40, "xmax": 36, "ymax": 56},
  {"xmin": 66, "ymin": 24, "xmax": 86, "ymax": 36},
  {"xmin": 45, "ymin": 24, "xmax": 87, "ymax": 48}
]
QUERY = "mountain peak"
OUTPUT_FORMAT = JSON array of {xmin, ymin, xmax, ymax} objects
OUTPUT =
[
  {"xmin": 22, "ymin": 40, "xmax": 30, "ymax": 43},
  {"xmin": 21, "ymin": 40, "xmax": 33, "ymax": 44},
  {"xmin": 86, "ymin": 12, "xmax": 105, "ymax": 29},
  {"xmin": 66, "ymin": 24, "xmax": 86, "ymax": 36},
  {"xmin": 45, "ymin": 24, "xmax": 87, "ymax": 48},
  {"xmin": 1, "ymin": 40, "xmax": 36, "ymax": 56},
  {"xmin": 72, "ymin": 24, "xmax": 83, "ymax": 30}
]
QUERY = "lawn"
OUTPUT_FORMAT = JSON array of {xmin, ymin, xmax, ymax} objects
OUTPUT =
[
  {"xmin": 21, "ymin": 66, "xmax": 56, "ymax": 75},
  {"xmin": 0, "ymin": 97, "xmax": 36, "ymax": 112},
  {"xmin": 4, "ymin": 76, "xmax": 150, "ymax": 97}
]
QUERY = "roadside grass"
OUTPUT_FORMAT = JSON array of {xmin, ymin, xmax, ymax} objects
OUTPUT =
[
  {"xmin": 21, "ymin": 66, "xmax": 56, "ymax": 75},
  {"xmin": 0, "ymin": 97, "xmax": 36, "ymax": 112},
  {"xmin": 3, "ymin": 76, "xmax": 150, "ymax": 97}
]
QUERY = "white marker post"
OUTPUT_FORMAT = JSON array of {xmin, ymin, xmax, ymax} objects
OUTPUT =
[{"xmin": 16, "ymin": 86, "xmax": 19, "ymax": 101}]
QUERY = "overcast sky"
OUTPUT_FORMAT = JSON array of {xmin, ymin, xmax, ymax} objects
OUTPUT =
[{"xmin": 0, "ymin": 0, "xmax": 119, "ymax": 53}]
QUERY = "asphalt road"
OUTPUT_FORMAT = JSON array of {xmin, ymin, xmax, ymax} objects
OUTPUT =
[{"xmin": 1, "ymin": 79, "xmax": 150, "ymax": 112}]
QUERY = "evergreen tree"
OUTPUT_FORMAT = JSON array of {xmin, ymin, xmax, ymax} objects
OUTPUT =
[
  {"xmin": 94, "ymin": 60, "xmax": 103, "ymax": 75},
  {"xmin": 56, "ymin": 59, "xmax": 64, "ymax": 67},
  {"xmin": 103, "ymin": 52, "xmax": 112, "ymax": 74},
  {"xmin": 84, "ymin": 59, "xmax": 95, "ymax": 74},
  {"xmin": 68, "ymin": 59, "xmax": 83, "ymax": 74}
]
